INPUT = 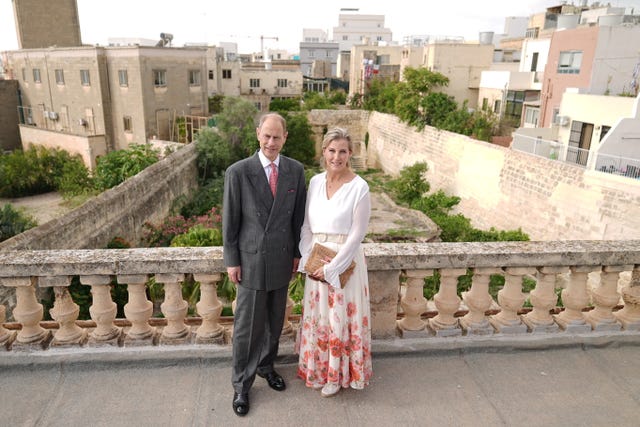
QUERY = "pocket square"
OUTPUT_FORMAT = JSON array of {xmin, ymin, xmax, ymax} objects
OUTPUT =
[{"xmin": 287, "ymin": 189, "xmax": 296, "ymax": 193}]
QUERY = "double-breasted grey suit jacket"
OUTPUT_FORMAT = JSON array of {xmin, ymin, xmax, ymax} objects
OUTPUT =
[{"xmin": 223, "ymin": 152, "xmax": 307, "ymax": 291}]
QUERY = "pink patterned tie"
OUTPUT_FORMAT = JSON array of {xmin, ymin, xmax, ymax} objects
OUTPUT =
[{"xmin": 269, "ymin": 162, "xmax": 278, "ymax": 196}]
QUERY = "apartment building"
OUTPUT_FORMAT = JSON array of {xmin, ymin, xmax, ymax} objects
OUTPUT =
[
  {"xmin": 7, "ymin": 45, "xmax": 208, "ymax": 168},
  {"xmin": 333, "ymin": 11, "xmax": 392, "ymax": 53},
  {"xmin": 400, "ymin": 41, "xmax": 494, "ymax": 109}
]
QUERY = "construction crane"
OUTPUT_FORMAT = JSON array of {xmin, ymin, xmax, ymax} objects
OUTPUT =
[{"xmin": 260, "ymin": 35, "xmax": 279, "ymax": 56}]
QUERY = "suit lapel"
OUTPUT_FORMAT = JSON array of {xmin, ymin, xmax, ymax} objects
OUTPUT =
[{"xmin": 247, "ymin": 153, "xmax": 273, "ymax": 212}]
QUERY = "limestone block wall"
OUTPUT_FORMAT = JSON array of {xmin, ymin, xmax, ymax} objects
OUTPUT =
[
  {"xmin": 307, "ymin": 109, "xmax": 370, "ymax": 159},
  {"xmin": 366, "ymin": 112, "xmax": 640, "ymax": 241},
  {"xmin": 0, "ymin": 143, "xmax": 199, "ymax": 250}
]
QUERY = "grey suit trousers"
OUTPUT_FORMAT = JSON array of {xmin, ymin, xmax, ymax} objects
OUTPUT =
[{"xmin": 231, "ymin": 284, "xmax": 289, "ymax": 393}]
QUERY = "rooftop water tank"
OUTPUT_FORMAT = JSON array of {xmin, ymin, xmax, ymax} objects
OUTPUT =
[
  {"xmin": 557, "ymin": 14, "xmax": 579, "ymax": 30},
  {"xmin": 598, "ymin": 14, "xmax": 624, "ymax": 27},
  {"xmin": 478, "ymin": 31, "xmax": 494, "ymax": 45}
]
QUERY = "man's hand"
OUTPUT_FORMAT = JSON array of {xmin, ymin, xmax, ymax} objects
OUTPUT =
[
  {"xmin": 292, "ymin": 258, "xmax": 300, "ymax": 274},
  {"xmin": 227, "ymin": 266, "xmax": 241, "ymax": 285}
]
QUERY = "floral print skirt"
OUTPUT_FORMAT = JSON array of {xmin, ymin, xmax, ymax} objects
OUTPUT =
[{"xmin": 296, "ymin": 250, "xmax": 372, "ymax": 390}]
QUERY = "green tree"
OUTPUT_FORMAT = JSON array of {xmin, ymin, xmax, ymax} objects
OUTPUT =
[
  {"xmin": 208, "ymin": 95, "xmax": 224, "ymax": 114},
  {"xmin": 93, "ymin": 144, "xmax": 160, "ymax": 190},
  {"xmin": 269, "ymin": 97, "xmax": 301, "ymax": 113},
  {"xmin": 362, "ymin": 78, "xmax": 399, "ymax": 113},
  {"xmin": 195, "ymin": 127, "xmax": 232, "ymax": 182},
  {"xmin": 387, "ymin": 162, "xmax": 430, "ymax": 204},
  {"xmin": 302, "ymin": 91, "xmax": 334, "ymax": 110},
  {"xmin": 215, "ymin": 96, "xmax": 259, "ymax": 159},
  {"xmin": 281, "ymin": 113, "xmax": 316, "ymax": 166},
  {"xmin": 395, "ymin": 67, "xmax": 450, "ymax": 130}
]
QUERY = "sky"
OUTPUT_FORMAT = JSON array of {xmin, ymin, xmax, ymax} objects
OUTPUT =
[{"xmin": 1, "ymin": 0, "xmax": 640, "ymax": 54}]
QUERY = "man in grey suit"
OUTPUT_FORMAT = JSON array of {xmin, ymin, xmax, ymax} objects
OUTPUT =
[{"xmin": 223, "ymin": 112, "xmax": 307, "ymax": 417}]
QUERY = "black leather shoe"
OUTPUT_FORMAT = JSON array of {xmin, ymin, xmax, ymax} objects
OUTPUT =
[
  {"xmin": 258, "ymin": 370, "xmax": 286, "ymax": 391},
  {"xmin": 232, "ymin": 392, "xmax": 249, "ymax": 416}
]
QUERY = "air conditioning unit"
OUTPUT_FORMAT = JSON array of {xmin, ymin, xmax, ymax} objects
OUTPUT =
[
  {"xmin": 78, "ymin": 118, "xmax": 88, "ymax": 126},
  {"xmin": 48, "ymin": 111, "xmax": 59, "ymax": 120},
  {"xmin": 554, "ymin": 115, "xmax": 570, "ymax": 126},
  {"xmin": 26, "ymin": 117, "xmax": 34, "ymax": 125}
]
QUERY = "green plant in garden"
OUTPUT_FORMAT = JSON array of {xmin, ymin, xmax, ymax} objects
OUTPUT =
[
  {"xmin": 386, "ymin": 162, "xmax": 430, "ymax": 204},
  {"xmin": 0, "ymin": 204, "xmax": 38, "ymax": 242},
  {"xmin": 170, "ymin": 224, "xmax": 222, "ymax": 248},
  {"xmin": 0, "ymin": 146, "xmax": 91, "ymax": 198},
  {"xmin": 93, "ymin": 143, "xmax": 160, "ymax": 190}
]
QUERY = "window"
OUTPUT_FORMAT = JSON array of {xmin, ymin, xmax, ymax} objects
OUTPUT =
[
  {"xmin": 277, "ymin": 79, "xmax": 288, "ymax": 88},
  {"xmin": 494, "ymin": 100, "xmax": 501, "ymax": 114},
  {"xmin": 600, "ymin": 125, "xmax": 611, "ymax": 141},
  {"xmin": 557, "ymin": 50, "xmax": 582, "ymax": 74},
  {"xmin": 482, "ymin": 98, "xmax": 488, "ymax": 110},
  {"xmin": 118, "ymin": 70, "xmax": 128, "ymax": 87},
  {"xmin": 531, "ymin": 52, "xmax": 539, "ymax": 72},
  {"xmin": 254, "ymin": 102, "xmax": 262, "ymax": 110},
  {"xmin": 342, "ymin": 35, "xmax": 348, "ymax": 41},
  {"xmin": 21, "ymin": 68, "xmax": 26, "ymax": 81},
  {"xmin": 222, "ymin": 69, "xmax": 232, "ymax": 79},
  {"xmin": 55, "ymin": 69, "xmax": 65, "ymax": 85},
  {"xmin": 250, "ymin": 78, "xmax": 260, "ymax": 88},
  {"xmin": 189, "ymin": 70, "xmax": 201, "ymax": 86},
  {"xmin": 308, "ymin": 50, "xmax": 315, "ymax": 58},
  {"xmin": 377, "ymin": 36, "xmax": 383, "ymax": 41},
  {"xmin": 504, "ymin": 90, "xmax": 525, "ymax": 118},
  {"xmin": 33, "ymin": 68, "xmax": 41, "ymax": 83},
  {"xmin": 208, "ymin": 70, "xmax": 214, "ymax": 80},
  {"xmin": 123, "ymin": 116, "xmax": 132, "ymax": 132},
  {"xmin": 154, "ymin": 69, "xmax": 167, "ymax": 87},
  {"xmin": 80, "ymin": 69, "xmax": 90, "ymax": 86},
  {"xmin": 524, "ymin": 107, "xmax": 539, "ymax": 126},
  {"xmin": 326, "ymin": 51, "xmax": 332, "ymax": 58}
]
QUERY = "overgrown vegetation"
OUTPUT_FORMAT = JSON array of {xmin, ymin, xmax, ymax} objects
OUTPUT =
[
  {"xmin": 0, "ymin": 204, "xmax": 38, "ymax": 242},
  {"xmin": 0, "ymin": 146, "xmax": 92, "ymax": 198},
  {"xmin": 349, "ymin": 67, "xmax": 499, "ymax": 141},
  {"xmin": 93, "ymin": 143, "xmax": 160, "ymax": 190}
]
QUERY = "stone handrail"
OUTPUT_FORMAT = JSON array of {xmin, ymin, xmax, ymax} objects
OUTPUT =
[{"xmin": 1, "ymin": 241, "xmax": 639, "ymax": 351}]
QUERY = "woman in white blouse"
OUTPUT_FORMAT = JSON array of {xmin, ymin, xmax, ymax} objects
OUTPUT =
[{"xmin": 296, "ymin": 127, "xmax": 372, "ymax": 398}]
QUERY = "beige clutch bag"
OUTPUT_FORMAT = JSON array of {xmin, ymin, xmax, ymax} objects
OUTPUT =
[{"xmin": 304, "ymin": 243, "xmax": 356, "ymax": 288}]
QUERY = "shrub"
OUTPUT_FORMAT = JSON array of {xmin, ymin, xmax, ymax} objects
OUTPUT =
[
  {"xmin": 386, "ymin": 162, "xmax": 430, "ymax": 204},
  {"xmin": 170, "ymin": 224, "xmax": 222, "ymax": 247},
  {"xmin": 0, "ymin": 204, "xmax": 38, "ymax": 242},
  {"xmin": 0, "ymin": 146, "xmax": 89, "ymax": 197},
  {"xmin": 179, "ymin": 177, "xmax": 224, "ymax": 218},
  {"xmin": 142, "ymin": 207, "xmax": 222, "ymax": 247},
  {"xmin": 93, "ymin": 144, "xmax": 159, "ymax": 190}
]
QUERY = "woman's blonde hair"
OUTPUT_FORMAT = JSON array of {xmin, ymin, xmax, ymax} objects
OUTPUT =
[{"xmin": 320, "ymin": 127, "xmax": 353, "ymax": 169}]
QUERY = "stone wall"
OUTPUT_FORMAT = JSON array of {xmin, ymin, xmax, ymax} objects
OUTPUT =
[
  {"xmin": 366, "ymin": 112, "xmax": 640, "ymax": 241},
  {"xmin": 0, "ymin": 143, "xmax": 199, "ymax": 250},
  {"xmin": 307, "ymin": 109, "xmax": 370, "ymax": 160}
]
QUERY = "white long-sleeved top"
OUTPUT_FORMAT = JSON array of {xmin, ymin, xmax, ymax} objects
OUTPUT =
[{"xmin": 298, "ymin": 172, "xmax": 371, "ymax": 288}]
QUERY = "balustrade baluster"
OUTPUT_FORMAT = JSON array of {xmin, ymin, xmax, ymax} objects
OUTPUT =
[
  {"xmin": 461, "ymin": 268, "xmax": 500, "ymax": 335},
  {"xmin": 158, "ymin": 273, "xmax": 190, "ymax": 344},
  {"xmin": 2, "ymin": 277, "xmax": 50, "ymax": 349},
  {"xmin": 0, "ymin": 303, "xmax": 16, "ymax": 349},
  {"xmin": 554, "ymin": 267, "xmax": 593, "ymax": 332},
  {"xmin": 81, "ymin": 275, "xmax": 122, "ymax": 346},
  {"xmin": 585, "ymin": 265, "xmax": 628, "ymax": 331},
  {"xmin": 397, "ymin": 269, "xmax": 431, "ymax": 337},
  {"xmin": 490, "ymin": 267, "xmax": 534, "ymax": 334},
  {"xmin": 194, "ymin": 273, "xmax": 226, "ymax": 344},
  {"xmin": 523, "ymin": 267, "xmax": 566, "ymax": 333},
  {"xmin": 120, "ymin": 274, "xmax": 156, "ymax": 346},
  {"xmin": 44, "ymin": 276, "xmax": 87, "ymax": 347},
  {"xmin": 614, "ymin": 266, "xmax": 640, "ymax": 330},
  {"xmin": 428, "ymin": 268, "xmax": 465, "ymax": 337}
]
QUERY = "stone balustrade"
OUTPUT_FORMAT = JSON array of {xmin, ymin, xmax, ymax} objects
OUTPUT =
[{"xmin": 1, "ymin": 241, "xmax": 639, "ymax": 351}]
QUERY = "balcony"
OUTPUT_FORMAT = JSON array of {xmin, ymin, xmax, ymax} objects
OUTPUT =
[
  {"xmin": 1, "ymin": 241, "xmax": 639, "ymax": 352},
  {"xmin": 1, "ymin": 241, "xmax": 640, "ymax": 424}
]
